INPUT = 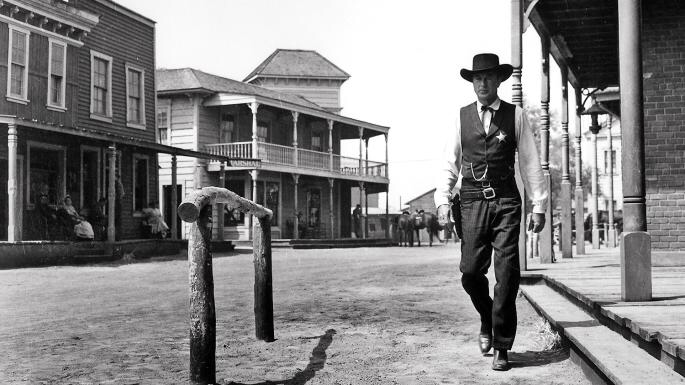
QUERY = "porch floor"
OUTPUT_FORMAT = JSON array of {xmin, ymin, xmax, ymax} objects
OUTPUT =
[{"xmin": 521, "ymin": 245, "xmax": 685, "ymax": 376}]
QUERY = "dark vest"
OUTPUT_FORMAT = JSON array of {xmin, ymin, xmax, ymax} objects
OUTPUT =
[{"xmin": 460, "ymin": 100, "xmax": 517, "ymax": 190}]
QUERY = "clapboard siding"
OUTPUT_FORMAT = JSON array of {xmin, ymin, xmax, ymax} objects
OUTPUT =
[
  {"xmin": 198, "ymin": 104, "xmax": 219, "ymax": 148},
  {"xmin": 0, "ymin": 21, "xmax": 79, "ymax": 126},
  {"xmin": 73, "ymin": 0, "xmax": 155, "ymax": 141},
  {"xmin": 169, "ymin": 96, "xmax": 196, "ymax": 150}
]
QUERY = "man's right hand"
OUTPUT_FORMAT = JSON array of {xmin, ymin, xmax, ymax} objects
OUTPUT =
[{"xmin": 437, "ymin": 204, "xmax": 451, "ymax": 226}]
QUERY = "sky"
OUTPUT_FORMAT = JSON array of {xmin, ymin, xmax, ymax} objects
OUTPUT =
[{"xmin": 116, "ymin": 0, "xmax": 565, "ymax": 211}]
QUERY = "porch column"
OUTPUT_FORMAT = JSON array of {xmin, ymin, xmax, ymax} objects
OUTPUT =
[
  {"xmin": 328, "ymin": 178, "xmax": 334, "ymax": 238},
  {"xmin": 328, "ymin": 120, "xmax": 334, "ymax": 171},
  {"xmin": 560, "ymin": 65, "xmax": 573, "ymax": 259},
  {"xmin": 364, "ymin": 184, "xmax": 369, "ymax": 239},
  {"xmin": 619, "ymin": 0, "xmax": 651, "ymax": 301},
  {"xmin": 574, "ymin": 88, "xmax": 586, "ymax": 254},
  {"xmin": 251, "ymin": 169, "xmax": 259, "ymax": 240},
  {"xmin": 511, "ymin": 0, "xmax": 526, "ymax": 270},
  {"xmin": 217, "ymin": 162, "xmax": 225, "ymax": 241},
  {"xmin": 7, "ymin": 123, "xmax": 17, "ymax": 242},
  {"xmin": 359, "ymin": 181, "xmax": 365, "ymax": 239},
  {"xmin": 539, "ymin": 35, "xmax": 554, "ymax": 263},
  {"xmin": 590, "ymin": 118, "xmax": 601, "ymax": 249},
  {"xmin": 171, "ymin": 155, "xmax": 178, "ymax": 240},
  {"xmin": 364, "ymin": 138, "xmax": 369, "ymax": 175},
  {"xmin": 107, "ymin": 144, "xmax": 117, "ymax": 242},
  {"xmin": 384, "ymin": 133, "xmax": 389, "ymax": 178},
  {"xmin": 358, "ymin": 127, "xmax": 364, "ymax": 176},
  {"xmin": 606, "ymin": 115, "xmax": 617, "ymax": 247},
  {"xmin": 292, "ymin": 174, "xmax": 299, "ymax": 239},
  {"xmin": 292, "ymin": 112, "xmax": 299, "ymax": 166},
  {"xmin": 250, "ymin": 102, "xmax": 259, "ymax": 160}
]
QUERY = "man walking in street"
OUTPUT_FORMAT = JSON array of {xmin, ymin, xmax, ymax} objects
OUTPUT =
[{"xmin": 435, "ymin": 53, "xmax": 548, "ymax": 371}]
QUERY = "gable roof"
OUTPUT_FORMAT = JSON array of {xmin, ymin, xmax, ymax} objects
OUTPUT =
[
  {"xmin": 405, "ymin": 188, "xmax": 437, "ymax": 205},
  {"xmin": 244, "ymin": 49, "xmax": 351, "ymax": 82},
  {"xmin": 156, "ymin": 68, "xmax": 325, "ymax": 111}
]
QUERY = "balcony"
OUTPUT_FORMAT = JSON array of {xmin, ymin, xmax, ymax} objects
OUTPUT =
[{"xmin": 205, "ymin": 142, "xmax": 387, "ymax": 182}]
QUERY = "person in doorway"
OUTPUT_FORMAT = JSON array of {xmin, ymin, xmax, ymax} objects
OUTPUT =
[
  {"xmin": 352, "ymin": 204, "xmax": 362, "ymax": 238},
  {"xmin": 59, "ymin": 195, "xmax": 94, "ymax": 240},
  {"xmin": 435, "ymin": 53, "xmax": 548, "ymax": 371}
]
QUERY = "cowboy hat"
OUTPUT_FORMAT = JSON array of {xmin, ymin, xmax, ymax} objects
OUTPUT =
[{"xmin": 460, "ymin": 53, "xmax": 514, "ymax": 82}]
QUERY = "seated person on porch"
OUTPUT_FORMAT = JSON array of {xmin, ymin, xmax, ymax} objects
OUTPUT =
[
  {"xmin": 142, "ymin": 201, "xmax": 169, "ymax": 238},
  {"xmin": 57, "ymin": 195, "xmax": 94, "ymax": 240}
]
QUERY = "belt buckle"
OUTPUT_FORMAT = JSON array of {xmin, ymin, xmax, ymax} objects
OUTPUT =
[{"xmin": 483, "ymin": 187, "xmax": 496, "ymax": 199}]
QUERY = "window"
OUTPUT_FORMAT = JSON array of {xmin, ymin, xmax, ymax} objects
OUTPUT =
[
  {"xmin": 224, "ymin": 179, "xmax": 245, "ymax": 226},
  {"xmin": 27, "ymin": 142, "xmax": 66, "ymax": 207},
  {"xmin": 7, "ymin": 26, "xmax": 30, "ymax": 103},
  {"xmin": 126, "ymin": 65, "xmax": 145, "ymax": 128},
  {"xmin": 90, "ymin": 50, "xmax": 112, "ymax": 120},
  {"xmin": 132, "ymin": 155, "xmax": 149, "ymax": 212},
  {"xmin": 306, "ymin": 188, "xmax": 320, "ymax": 227},
  {"xmin": 157, "ymin": 107, "xmax": 169, "ymax": 145},
  {"xmin": 220, "ymin": 113, "xmax": 234, "ymax": 143},
  {"xmin": 311, "ymin": 132, "xmax": 323, "ymax": 152},
  {"xmin": 604, "ymin": 150, "xmax": 616, "ymax": 174},
  {"xmin": 257, "ymin": 120, "xmax": 269, "ymax": 142},
  {"xmin": 48, "ymin": 40, "xmax": 66, "ymax": 109}
]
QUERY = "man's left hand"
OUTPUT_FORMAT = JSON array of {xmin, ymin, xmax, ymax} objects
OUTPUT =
[{"xmin": 530, "ymin": 213, "xmax": 545, "ymax": 233}]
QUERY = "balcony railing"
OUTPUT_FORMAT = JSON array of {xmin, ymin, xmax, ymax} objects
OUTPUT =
[{"xmin": 205, "ymin": 142, "xmax": 387, "ymax": 178}]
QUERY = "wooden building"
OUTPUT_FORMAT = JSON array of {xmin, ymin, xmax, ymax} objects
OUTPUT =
[
  {"xmin": 0, "ymin": 0, "xmax": 214, "ymax": 243},
  {"xmin": 156, "ymin": 50, "xmax": 390, "ymax": 240}
]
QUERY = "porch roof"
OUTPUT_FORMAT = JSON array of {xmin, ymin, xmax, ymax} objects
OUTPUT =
[
  {"xmin": 526, "ymin": 0, "xmax": 618, "ymax": 89},
  {"xmin": 0, "ymin": 115, "xmax": 258, "ymax": 166},
  {"xmin": 156, "ymin": 68, "xmax": 389, "ymax": 139}
]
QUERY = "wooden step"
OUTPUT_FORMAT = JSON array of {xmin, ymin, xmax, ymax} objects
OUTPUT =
[{"xmin": 521, "ymin": 283, "xmax": 685, "ymax": 385}]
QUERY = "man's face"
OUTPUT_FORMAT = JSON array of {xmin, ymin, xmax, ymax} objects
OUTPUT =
[{"xmin": 472, "ymin": 71, "xmax": 501, "ymax": 104}]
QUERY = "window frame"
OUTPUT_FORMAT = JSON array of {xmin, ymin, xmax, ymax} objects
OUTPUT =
[
  {"xmin": 132, "ymin": 154, "xmax": 150, "ymax": 214},
  {"xmin": 47, "ymin": 39, "xmax": 67, "ymax": 111},
  {"xmin": 26, "ymin": 141, "xmax": 67, "ymax": 209},
  {"xmin": 6, "ymin": 25, "xmax": 30, "ymax": 104},
  {"xmin": 157, "ymin": 104, "xmax": 171, "ymax": 145},
  {"xmin": 90, "ymin": 50, "xmax": 113, "ymax": 122},
  {"xmin": 125, "ymin": 63, "xmax": 146, "ymax": 129}
]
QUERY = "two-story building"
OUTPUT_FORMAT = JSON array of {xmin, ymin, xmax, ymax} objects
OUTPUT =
[
  {"xmin": 0, "ymin": 0, "xmax": 216, "ymax": 244},
  {"xmin": 157, "ymin": 49, "xmax": 390, "ymax": 240}
]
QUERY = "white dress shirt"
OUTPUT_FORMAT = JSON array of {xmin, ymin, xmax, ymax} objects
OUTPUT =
[{"xmin": 434, "ymin": 98, "xmax": 548, "ymax": 214}]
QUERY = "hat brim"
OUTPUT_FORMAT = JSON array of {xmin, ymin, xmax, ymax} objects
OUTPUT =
[{"xmin": 460, "ymin": 64, "xmax": 514, "ymax": 82}]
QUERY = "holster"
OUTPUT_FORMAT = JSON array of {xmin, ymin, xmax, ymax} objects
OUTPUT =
[{"xmin": 450, "ymin": 194, "xmax": 463, "ymax": 240}]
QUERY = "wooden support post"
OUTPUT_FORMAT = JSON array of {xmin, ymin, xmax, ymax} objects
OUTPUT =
[
  {"xmin": 107, "ymin": 144, "xmax": 116, "ymax": 243},
  {"xmin": 539, "ymin": 35, "xmax": 554, "ymax": 263},
  {"xmin": 217, "ymin": 162, "xmax": 226, "ymax": 241},
  {"xmin": 250, "ymin": 170, "xmax": 258, "ymax": 240},
  {"xmin": 365, "ymin": 138, "xmax": 369, "ymax": 175},
  {"xmin": 364, "ymin": 186, "xmax": 369, "ymax": 239},
  {"xmin": 618, "ymin": 0, "xmax": 651, "ymax": 301},
  {"xmin": 328, "ymin": 120, "xmax": 334, "ymax": 171},
  {"xmin": 590, "ymin": 125, "xmax": 601, "ymax": 249},
  {"xmin": 292, "ymin": 174, "xmax": 299, "ymax": 240},
  {"xmin": 384, "ymin": 133, "xmax": 389, "ymax": 179},
  {"xmin": 511, "ymin": 0, "xmax": 526, "ymax": 271},
  {"xmin": 560, "ymin": 65, "xmax": 573, "ymax": 259},
  {"xmin": 171, "ymin": 155, "xmax": 178, "ymax": 240},
  {"xmin": 358, "ymin": 127, "xmax": 364, "ymax": 176},
  {"xmin": 292, "ymin": 112, "xmax": 299, "ymax": 166},
  {"xmin": 606, "ymin": 115, "xmax": 617, "ymax": 248},
  {"xmin": 574, "ymin": 88, "xmax": 586, "ymax": 255},
  {"xmin": 7, "ymin": 123, "xmax": 17, "ymax": 242},
  {"xmin": 328, "ymin": 178, "xmax": 335, "ymax": 238},
  {"xmin": 253, "ymin": 215, "xmax": 274, "ymax": 341},
  {"xmin": 188, "ymin": 203, "xmax": 216, "ymax": 384}
]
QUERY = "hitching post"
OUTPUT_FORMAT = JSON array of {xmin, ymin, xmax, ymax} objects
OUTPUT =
[{"xmin": 178, "ymin": 186, "xmax": 274, "ymax": 384}]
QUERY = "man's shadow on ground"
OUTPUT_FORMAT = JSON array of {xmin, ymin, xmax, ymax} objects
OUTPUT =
[
  {"xmin": 226, "ymin": 329, "xmax": 336, "ymax": 385},
  {"xmin": 507, "ymin": 347, "xmax": 569, "ymax": 368}
]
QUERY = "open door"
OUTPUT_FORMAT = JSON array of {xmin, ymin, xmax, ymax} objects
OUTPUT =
[{"xmin": 163, "ymin": 184, "xmax": 182, "ymax": 239}]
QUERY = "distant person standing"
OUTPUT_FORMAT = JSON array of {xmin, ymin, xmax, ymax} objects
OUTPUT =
[
  {"xmin": 352, "ymin": 204, "xmax": 362, "ymax": 238},
  {"xmin": 435, "ymin": 53, "xmax": 548, "ymax": 371}
]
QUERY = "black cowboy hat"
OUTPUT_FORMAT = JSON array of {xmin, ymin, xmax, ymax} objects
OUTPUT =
[{"xmin": 460, "ymin": 53, "xmax": 514, "ymax": 82}]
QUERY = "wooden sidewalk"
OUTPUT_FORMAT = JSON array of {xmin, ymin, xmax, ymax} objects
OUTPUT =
[{"xmin": 522, "ymin": 246, "xmax": 685, "ymax": 375}]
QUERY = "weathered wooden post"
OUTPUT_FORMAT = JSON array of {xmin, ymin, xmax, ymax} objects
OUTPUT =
[
  {"xmin": 253, "ymin": 215, "xmax": 274, "ymax": 342},
  {"xmin": 178, "ymin": 186, "xmax": 274, "ymax": 384}
]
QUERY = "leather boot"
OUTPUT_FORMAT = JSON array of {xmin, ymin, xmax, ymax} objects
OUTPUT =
[
  {"xmin": 492, "ymin": 348, "xmax": 510, "ymax": 371},
  {"xmin": 478, "ymin": 333, "xmax": 492, "ymax": 355}
]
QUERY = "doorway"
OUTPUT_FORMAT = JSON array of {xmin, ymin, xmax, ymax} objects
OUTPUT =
[{"xmin": 163, "ymin": 184, "xmax": 182, "ymax": 239}]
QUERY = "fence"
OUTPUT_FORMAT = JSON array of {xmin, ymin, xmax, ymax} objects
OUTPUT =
[{"xmin": 178, "ymin": 186, "xmax": 274, "ymax": 384}]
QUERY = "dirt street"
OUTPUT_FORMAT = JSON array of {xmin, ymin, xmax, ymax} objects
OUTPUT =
[{"xmin": 0, "ymin": 243, "xmax": 590, "ymax": 384}]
